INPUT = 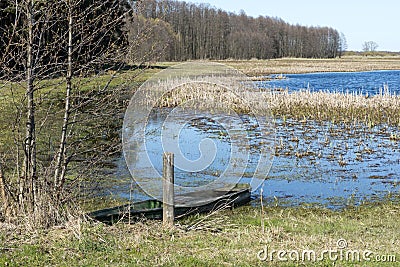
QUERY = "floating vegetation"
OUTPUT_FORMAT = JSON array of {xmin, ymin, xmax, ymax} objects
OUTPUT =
[
  {"xmin": 249, "ymin": 73, "xmax": 287, "ymax": 81},
  {"xmin": 113, "ymin": 106, "xmax": 400, "ymax": 208}
]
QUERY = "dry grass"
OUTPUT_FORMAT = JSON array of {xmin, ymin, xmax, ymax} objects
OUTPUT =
[
  {"xmin": 223, "ymin": 56, "xmax": 400, "ymax": 76},
  {"xmin": 135, "ymin": 76, "xmax": 259, "ymax": 115},
  {"xmin": 266, "ymin": 87, "xmax": 400, "ymax": 126},
  {"xmin": 1, "ymin": 202, "xmax": 399, "ymax": 266},
  {"xmin": 151, "ymin": 78, "xmax": 399, "ymax": 126}
]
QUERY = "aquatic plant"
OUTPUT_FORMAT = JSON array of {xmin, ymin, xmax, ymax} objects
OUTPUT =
[
  {"xmin": 266, "ymin": 85, "xmax": 399, "ymax": 126},
  {"xmin": 153, "ymin": 77, "xmax": 399, "ymax": 126}
]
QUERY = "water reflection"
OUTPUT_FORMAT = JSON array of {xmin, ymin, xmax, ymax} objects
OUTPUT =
[
  {"xmin": 113, "ymin": 110, "xmax": 400, "ymax": 209},
  {"xmin": 122, "ymin": 108, "xmax": 272, "ymax": 200}
]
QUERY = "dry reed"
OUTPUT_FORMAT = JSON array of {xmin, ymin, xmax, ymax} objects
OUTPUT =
[
  {"xmin": 144, "ymin": 76, "xmax": 400, "ymax": 126},
  {"xmin": 225, "ymin": 57, "xmax": 400, "ymax": 76},
  {"xmin": 266, "ymin": 87, "xmax": 400, "ymax": 126}
]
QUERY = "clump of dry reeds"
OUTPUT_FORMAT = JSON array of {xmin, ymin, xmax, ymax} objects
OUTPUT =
[
  {"xmin": 266, "ymin": 86, "xmax": 400, "ymax": 126},
  {"xmin": 137, "ymin": 76, "xmax": 259, "ymax": 114}
]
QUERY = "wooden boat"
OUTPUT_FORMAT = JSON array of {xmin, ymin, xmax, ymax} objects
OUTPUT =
[{"xmin": 88, "ymin": 184, "xmax": 251, "ymax": 224}]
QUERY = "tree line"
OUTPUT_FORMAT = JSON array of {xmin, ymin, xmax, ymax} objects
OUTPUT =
[
  {"xmin": 0, "ymin": 0, "xmax": 346, "ymax": 73},
  {"xmin": 132, "ymin": 0, "xmax": 345, "ymax": 60}
]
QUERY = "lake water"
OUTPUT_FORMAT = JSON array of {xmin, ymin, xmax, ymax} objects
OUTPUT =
[
  {"xmin": 111, "ymin": 70, "xmax": 400, "ymax": 209},
  {"xmin": 258, "ymin": 70, "xmax": 400, "ymax": 95},
  {"xmin": 113, "ymin": 115, "xmax": 400, "ymax": 209}
]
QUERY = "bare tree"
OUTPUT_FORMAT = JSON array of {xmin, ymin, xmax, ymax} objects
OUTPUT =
[
  {"xmin": 125, "ymin": 11, "xmax": 176, "ymax": 63},
  {"xmin": 339, "ymin": 32, "xmax": 348, "ymax": 58},
  {"xmin": 0, "ymin": 160, "xmax": 9, "ymax": 218},
  {"xmin": 0, "ymin": 0, "xmax": 156, "ymax": 226},
  {"xmin": 135, "ymin": 0, "xmax": 342, "ymax": 60},
  {"xmin": 0, "ymin": 0, "xmax": 67, "ymax": 219},
  {"xmin": 362, "ymin": 41, "xmax": 379, "ymax": 54}
]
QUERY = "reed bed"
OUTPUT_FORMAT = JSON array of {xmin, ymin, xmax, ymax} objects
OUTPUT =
[
  {"xmin": 149, "ymin": 77, "xmax": 400, "ymax": 126},
  {"xmin": 225, "ymin": 57, "xmax": 400, "ymax": 76},
  {"xmin": 266, "ymin": 88, "xmax": 400, "ymax": 126},
  {"xmin": 139, "ymin": 76, "xmax": 257, "ymax": 114}
]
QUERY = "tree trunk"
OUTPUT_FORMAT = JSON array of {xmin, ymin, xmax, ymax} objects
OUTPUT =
[
  {"xmin": 54, "ymin": 0, "xmax": 73, "ymax": 195},
  {"xmin": 22, "ymin": 0, "xmax": 37, "ymax": 212},
  {"xmin": 0, "ymin": 162, "xmax": 9, "ymax": 217}
]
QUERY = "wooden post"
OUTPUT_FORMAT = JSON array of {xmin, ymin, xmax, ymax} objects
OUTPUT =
[{"xmin": 163, "ymin": 152, "xmax": 174, "ymax": 227}]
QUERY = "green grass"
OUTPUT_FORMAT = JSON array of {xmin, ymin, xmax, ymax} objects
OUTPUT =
[
  {"xmin": 0, "ymin": 66, "xmax": 164, "ymax": 175},
  {"xmin": 1, "ymin": 201, "xmax": 399, "ymax": 266}
]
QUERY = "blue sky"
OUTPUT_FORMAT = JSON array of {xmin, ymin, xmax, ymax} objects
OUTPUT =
[{"xmin": 190, "ymin": 0, "xmax": 399, "ymax": 51}]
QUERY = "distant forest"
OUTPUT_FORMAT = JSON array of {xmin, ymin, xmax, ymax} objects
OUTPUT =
[{"xmin": 134, "ymin": 0, "xmax": 346, "ymax": 60}]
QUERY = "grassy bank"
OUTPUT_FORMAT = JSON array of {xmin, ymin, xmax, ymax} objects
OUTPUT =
[{"xmin": 1, "ymin": 200, "xmax": 399, "ymax": 266}]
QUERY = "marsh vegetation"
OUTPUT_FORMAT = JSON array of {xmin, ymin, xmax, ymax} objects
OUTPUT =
[
  {"xmin": 0, "ymin": 0, "xmax": 398, "ymax": 265},
  {"xmin": 1, "ymin": 57, "xmax": 400, "ymax": 266}
]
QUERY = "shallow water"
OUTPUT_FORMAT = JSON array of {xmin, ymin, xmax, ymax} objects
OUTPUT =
[
  {"xmin": 261, "ymin": 119, "xmax": 400, "ymax": 207},
  {"xmin": 107, "ymin": 70, "xmax": 400, "ymax": 209},
  {"xmin": 112, "ymin": 109, "xmax": 400, "ymax": 209},
  {"xmin": 258, "ymin": 70, "xmax": 400, "ymax": 95}
]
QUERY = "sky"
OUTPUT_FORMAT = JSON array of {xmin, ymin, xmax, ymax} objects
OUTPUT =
[{"xmin": 190, "ymin": 0, "xmax": 399, "ymax": 52}]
